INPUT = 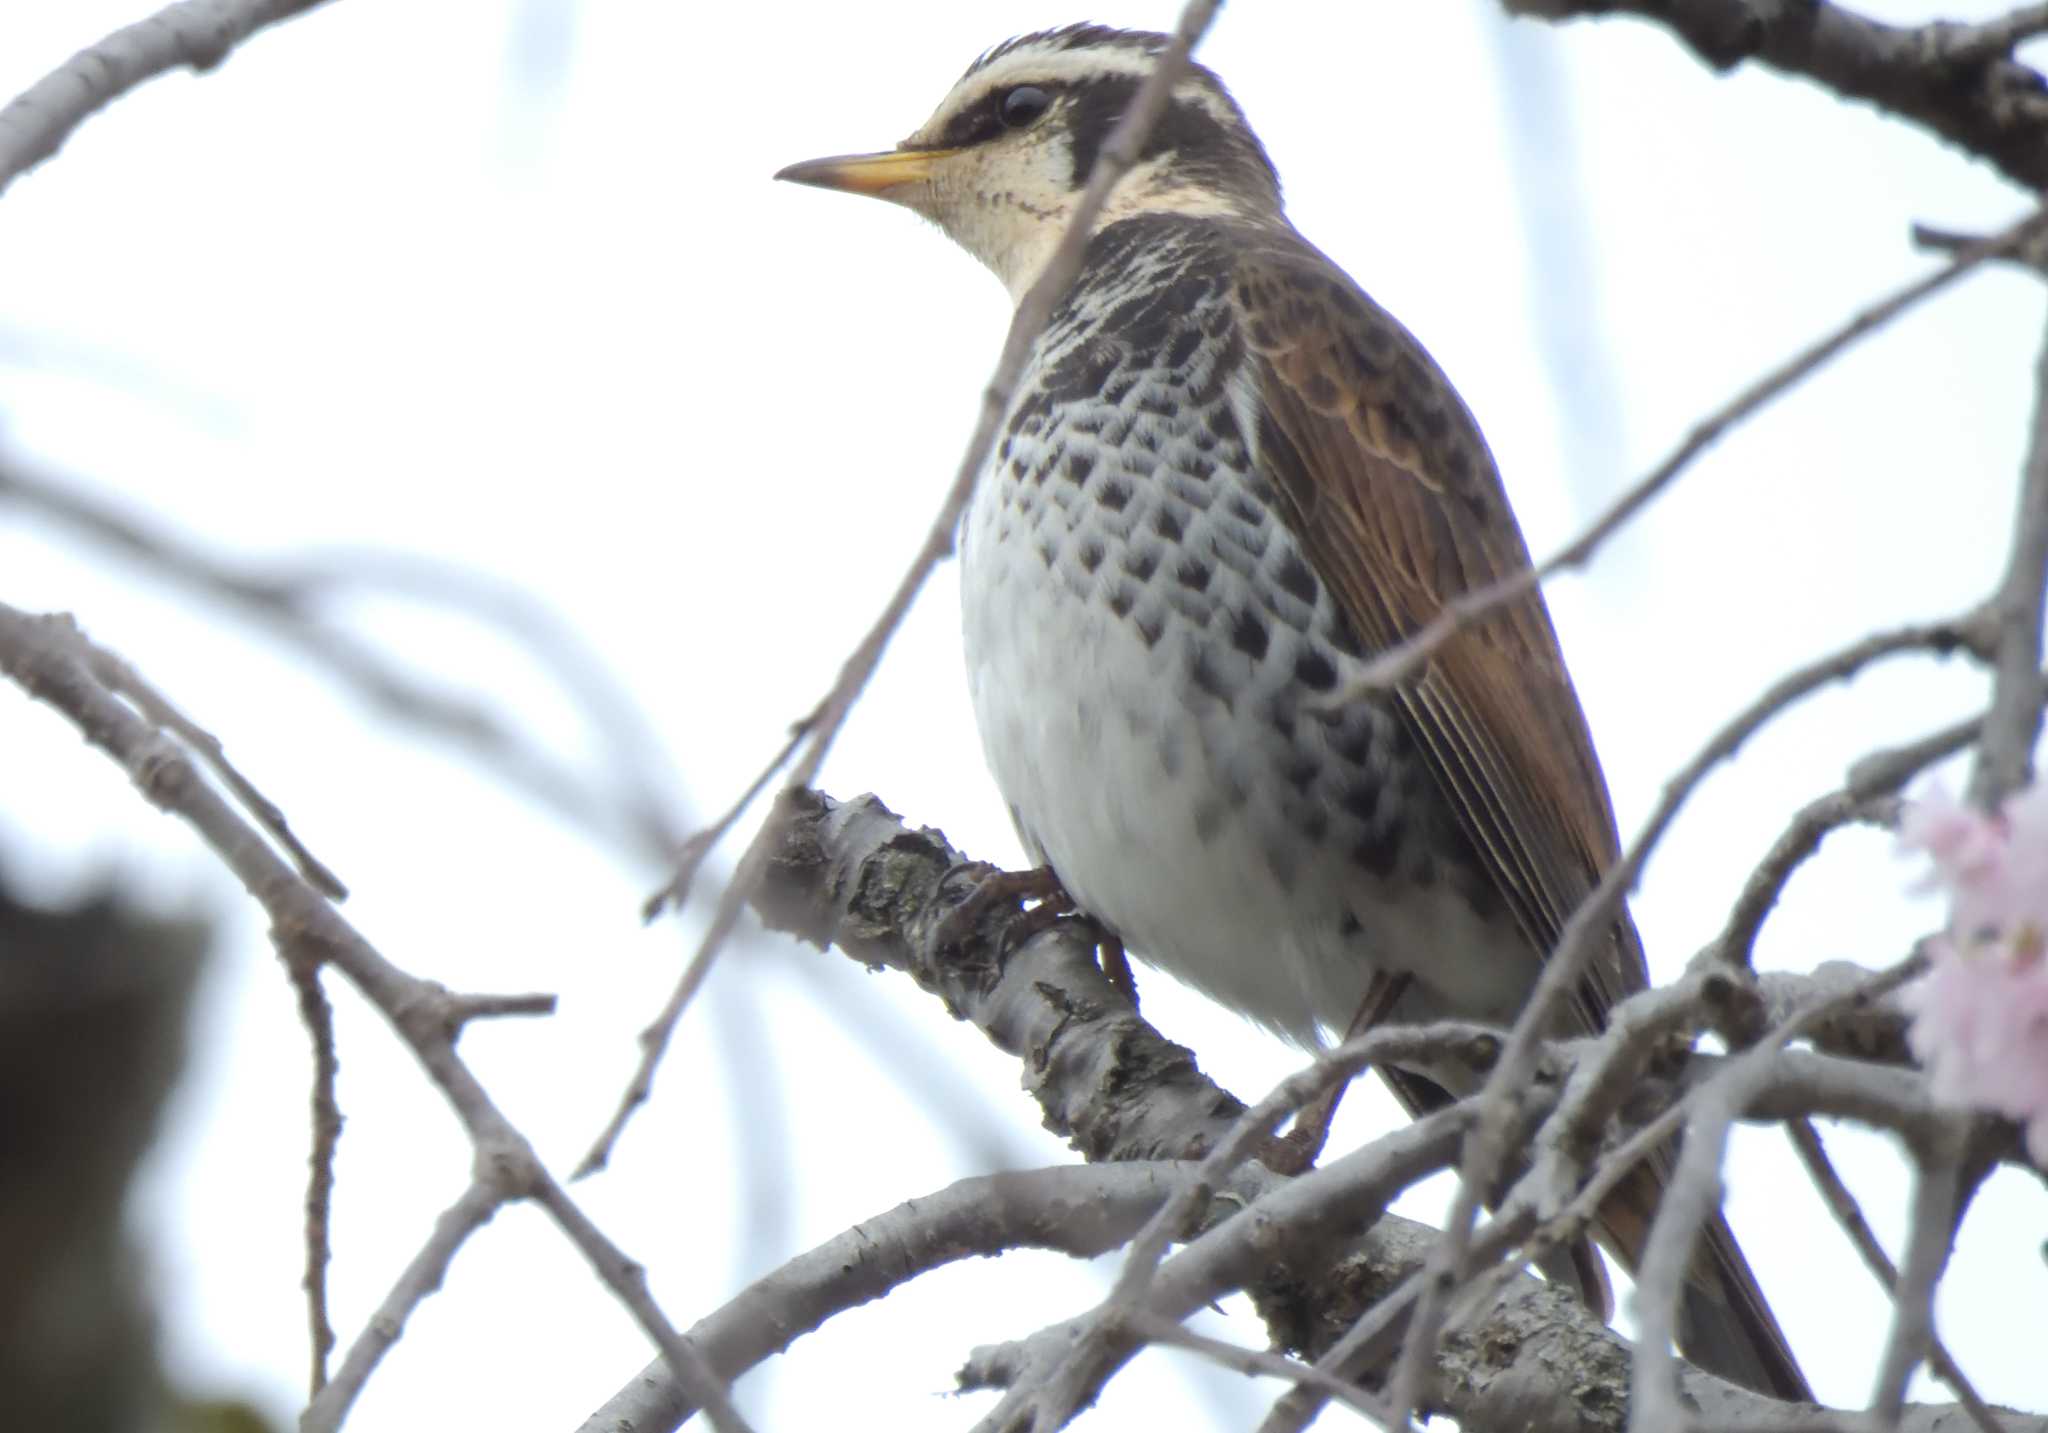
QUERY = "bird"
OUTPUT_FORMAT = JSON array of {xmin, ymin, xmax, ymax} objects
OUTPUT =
[{"xmin": 776, "ymin": 23, "xmax": 1809, "ymax": 1402}]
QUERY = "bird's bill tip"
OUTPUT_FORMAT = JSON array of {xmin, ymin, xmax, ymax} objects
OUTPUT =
[{"xmin": 773, "ymin": 148, "xmax": 953, "ymax": 197}]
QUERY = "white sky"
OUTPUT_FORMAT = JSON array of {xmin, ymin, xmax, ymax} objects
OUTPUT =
[{"xmin": 1, "ymin": 2, "xmax": 2043, "ymax": 1429}]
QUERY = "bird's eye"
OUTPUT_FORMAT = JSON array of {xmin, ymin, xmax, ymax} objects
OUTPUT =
[{"xmin": 999, "ymin": 85, "xmax": 1052, "ymax": 129}]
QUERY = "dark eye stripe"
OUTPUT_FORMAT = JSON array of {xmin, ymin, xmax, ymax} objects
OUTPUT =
[{"xmin": 930, "ymin": 83, "xmax": 1061, "ymax": 150}]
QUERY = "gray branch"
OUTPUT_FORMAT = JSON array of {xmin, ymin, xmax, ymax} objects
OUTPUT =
[
  {"xmin": 1501, "ymin": 0, "xmax": 2048, "ymax": 189},
  {"xmin": 0, "ymin": 0, "xmax": 341, "ymax": 197}
]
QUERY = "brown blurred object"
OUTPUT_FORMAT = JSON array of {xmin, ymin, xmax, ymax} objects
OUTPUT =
[{"xmin": 0, "ymin": 873, "xmax": 261, "ymax": 1433}]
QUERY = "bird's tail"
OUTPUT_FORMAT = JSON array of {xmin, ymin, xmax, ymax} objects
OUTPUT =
[{"xmin": 1597, "ymin": 1156, "xmax": 1811, "ymax": 1402}]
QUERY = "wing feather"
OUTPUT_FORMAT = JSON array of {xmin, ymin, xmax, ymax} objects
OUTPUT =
[{"xmin": 1226, "ymin": 229, "xmax": 1644, "ymax": 1028}]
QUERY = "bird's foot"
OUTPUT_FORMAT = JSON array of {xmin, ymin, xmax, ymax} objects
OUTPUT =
[
  {"xmin": 1259, "ymin": 1080, "xmax": 1345, "ymax": 1176},
  {"xmin": 932, "ymin": 865, "xmax": 1138, "ymax": 1009}
]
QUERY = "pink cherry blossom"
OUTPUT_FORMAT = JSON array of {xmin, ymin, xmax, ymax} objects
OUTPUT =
[{"xmin": 1897, "ymin": 783, "xmax": 2048, "ymax": 1165}]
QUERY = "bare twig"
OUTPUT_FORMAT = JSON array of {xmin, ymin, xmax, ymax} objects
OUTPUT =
[
  {"xmin": 310, "ymin": 1178, "xmax": 499, "ymax": 1428},
  {"xmin": 1119, "ymin": 1312, "xmax": 1393, "ymax": 1422},
  {"xmin": 595, "ymin": 0, "xmax": 1225, "ymax": 1174},
  {"xmin": 286, "ymin": 955, "xmax": 340, "ymax": 1397},
  {"xmin": 0, "ymin": 456, "xmax": 690, "ymax": 864},
  {"xmin": 82, "ymin": 638, "xmax": 347, "ymax": 899},
  {"xmin": 1330, "ymin": 207, "xmax": 2048, "ymax": 705},
  {"xmin": 1873, "ymin": 1119, "xmax": 1975, "ymax": 1423},
  {"xmin": 1715, "ymin": 789, "xmax": 1899, "ymax": 972},
  {"xmin": 1969, "ymin": 306, "xmax": 2048, "ymax": 807},
  {"xmin": 0, "ymin": 0, "xmax": 340, "ymax": 197},
  {"xmin": 1785, "ymin": 1120, "xmax": 2004, "ymax": 1433}
]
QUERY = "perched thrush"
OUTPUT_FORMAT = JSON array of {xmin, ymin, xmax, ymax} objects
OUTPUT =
[{"xmin": 778, "ymin": 24, "xmax": 1808, "ymax": 1401}]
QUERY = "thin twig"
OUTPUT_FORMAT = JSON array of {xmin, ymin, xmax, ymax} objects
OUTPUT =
[
  {"xmin": 592, "ymin": 0, "xmax": 1225, "ymax": 1176},
  {"xmin": 1969, "ymin": 303, "xmax": 2048, "ymax": 806},
  {"xmin": 83, "ymin": 638, "xmax": 348, "ymax": 899},
  {"xmin": 287, "ymin": 954, "xmax": 340, "ymax": 1397},
  {"xmin": 1873, "ymin": 1119, "xmax": 1975, "ymax": 1423},
  {"xmin": 1784, "ymin": 1120, "xmax": 2005, "ymax": 1433},
  {"xmin": 0, "ymin": 0, "xmax": 341, "ymax": 197},
  {"xmin": 1120, "ymin": 1312, "xmax": 1393, "ymax": 1422},
  {"xmin": 309, "ymin": 1179, "xmax": 500, "ymax": 1429},
  {"xmin": 1328, "ymin": 206, "xmax": 2048, "ymax": 706},
  {"xmin": 0, "ymin": 456, "xmax": 690, "ymax": 865},
  {"xmin": 1716, "ymin": 789, "xmax": 1899, "ymax": 971}
]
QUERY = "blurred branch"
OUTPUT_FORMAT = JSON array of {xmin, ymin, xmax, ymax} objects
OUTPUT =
[
  {"xmin": 1500, "ymin": 0, "xmax": 2048, "ymax": 188},
  {"xmin": 0, "ymin": 454, "xmax": 688, "ymax": 861},
  {"xmin": 0, "ymin": 605, "xmax": 751, "ymax": 1433},
  {"xmin": 0, "ymin": 0, "xmax": 342, "ymax": 198}
]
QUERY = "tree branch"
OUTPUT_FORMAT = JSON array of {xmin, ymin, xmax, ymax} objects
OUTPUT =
[
  {"xmin": 0, "ymin": 0, "xmax": 341, "ymax": 197},
  {"xmin": 1500, "ymin": 0, "xmax": 2048, "ymax": 189}
]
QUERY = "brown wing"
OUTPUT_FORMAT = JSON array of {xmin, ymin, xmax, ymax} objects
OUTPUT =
[
  {"xmin": 1229, "ymin": 230, "xmax": 1811, "ymax": 1401},
  {"xmin": 1226, "ymin": 230, "xmax": 1642, "ymax": 1030}
]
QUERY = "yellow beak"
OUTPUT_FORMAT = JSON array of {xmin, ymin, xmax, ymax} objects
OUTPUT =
[{"xmin": 774, "ymin": 148, "xmax": 957, "ymax": 199}]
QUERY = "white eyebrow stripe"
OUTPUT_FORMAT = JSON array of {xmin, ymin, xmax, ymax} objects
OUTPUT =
[{"xmin": 918, "ymin": 43, "xmax": 1241, "ymax": 143}]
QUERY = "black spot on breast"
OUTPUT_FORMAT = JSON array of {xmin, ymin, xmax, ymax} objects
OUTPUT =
[
  {"xmin": 1276, "ymin": 551, "xmax": 1318, "ymax": 605},
  {"xmin": 1036, "ymin": 539, "xmax": 1058, "ymax": 569},
  {"xmin": 1103, "ymin": 374, "xmax": 1136, "ymax": 407},
  {"xmin": 1323, "ymin": 612, "xmax": 1367, "ymax": 659},
  {"xmin": 1230, "ymin": 607, "xmax": 1269, "ymax": 660},
  {"xmin": 1064, "ymin": 451, "xmax": 1095, "ymax": 486},
  {"xmin": 1154, "ymin": 508, "xmax": 1184, "ymax": 543},
  {"xmin": 1281, "ymin": 752, "xmax": 1318, "ymax": 792},
  {"xmin": 1351, "ymin": 833, "xmax": 1398, "ymax": 877},
  {"xmin": 1338, "ymin": 782, "xmax": 1378, "ymax": 824},
  {"xmin": 1136, "ymin": 609, "xmax": 1165, "ymax": 648},
  {"xmin": 1331, "ymin": 725, "xmax": 1373, "ymax": 770},
  {"xmin": 1338, "ymin": 911, "xmax": 1362, "ymax": 939},
  {"xmin": 1108, "ymin": 583, "xmax": 1136, "ymax": 619},
  {"xmin": 1295, "ymin": 649, "xmax": 1337, "ymax": 692},
  {"xmin": 1097, "ymin": 474, "xmax": 1130, "ymax": 511},
  {"xmin": 1122, "ymin": 547, "xmax": 1158, "ymax": 583},
  {"xmin": 1078, "ymin": 539, "xmax": 1105, "ymax": 574},
  {"xmin": 1227, "ymin": 494, "xmax": 1263, "ymax": 527},
  {"xmin": 1175, "ymin": 555, "xmax": 1211, "ymax": 593},
  {"xmin": 1182, "ymin": 454, "xmax": 1215, "ymax": 484},
  {"xmin": 1164, "ymin": 326, "xmax": 1202, "ymax": 371},
  {"xmin": 1188, "ymin": 646, "xmax": 1233, "ymax": 708}
]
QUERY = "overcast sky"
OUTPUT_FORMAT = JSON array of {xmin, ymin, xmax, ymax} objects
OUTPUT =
[{"xmin": 2, "ymin": 2, "xmax": 2044, "ymax": 1429}]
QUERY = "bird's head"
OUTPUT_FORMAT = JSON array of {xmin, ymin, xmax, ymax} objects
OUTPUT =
[{"xmin": 775, "ymin": 25, "xmax": 1283, "ymax": 299}]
